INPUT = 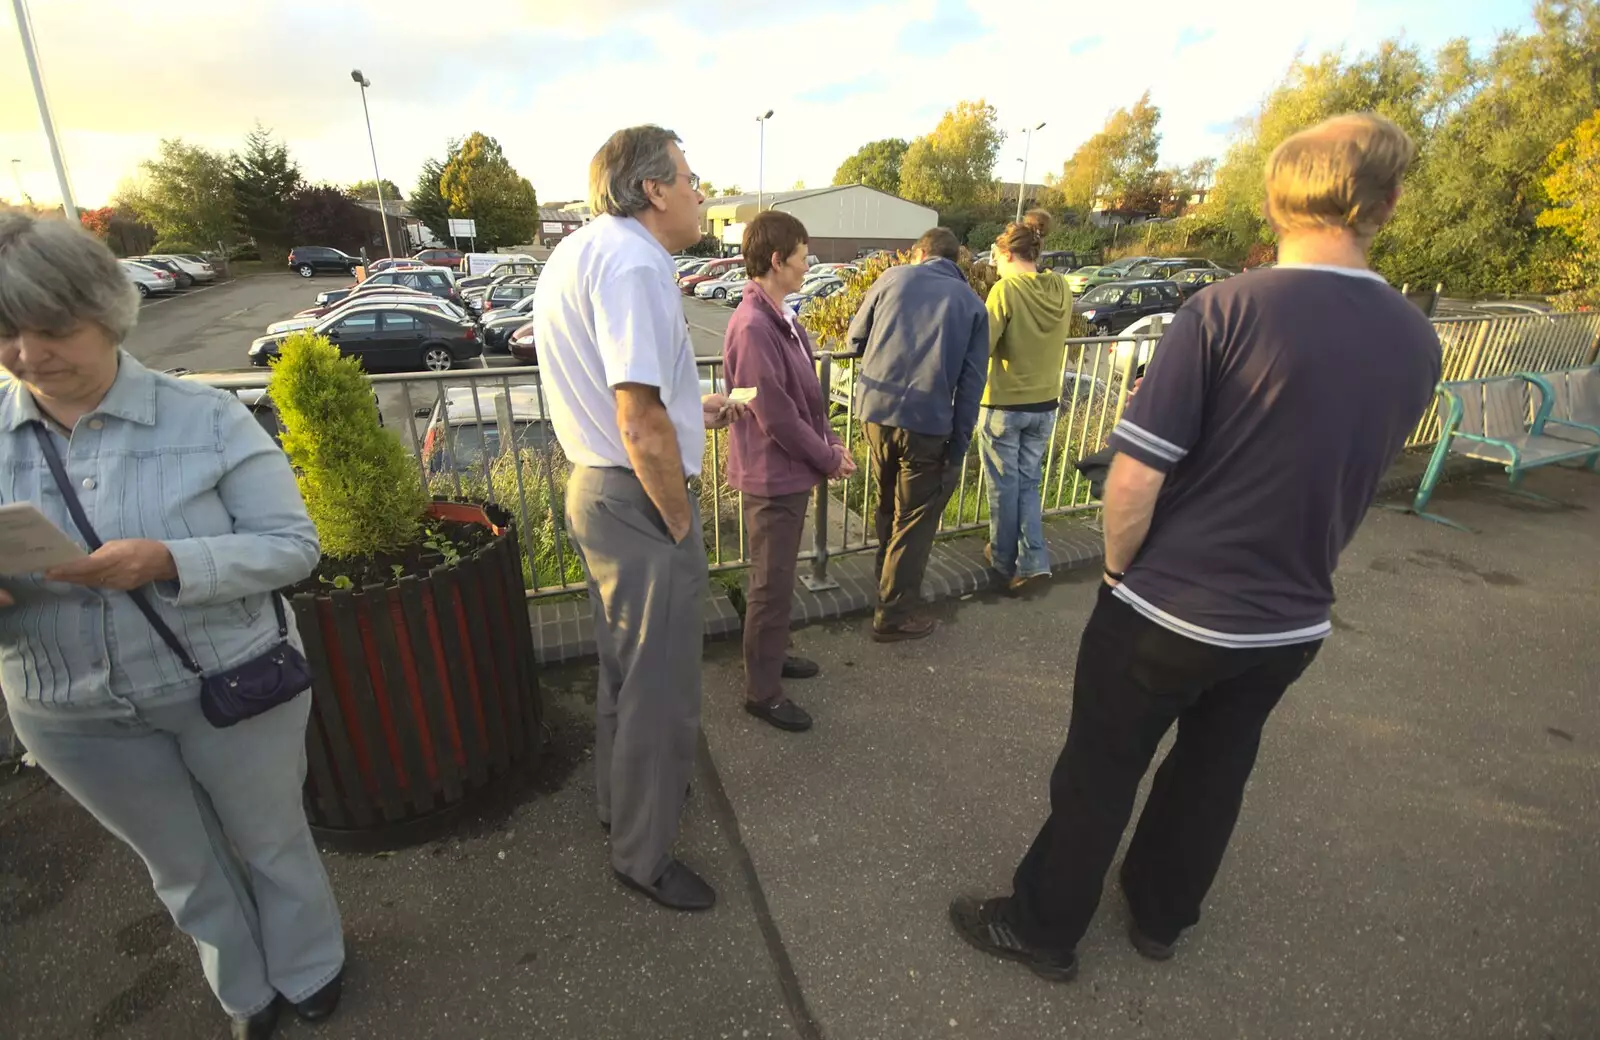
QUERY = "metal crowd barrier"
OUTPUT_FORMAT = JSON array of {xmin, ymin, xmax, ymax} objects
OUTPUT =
[{"xmin": 206, "ymin": 312, "xmax": 1600, "ymax": 600}]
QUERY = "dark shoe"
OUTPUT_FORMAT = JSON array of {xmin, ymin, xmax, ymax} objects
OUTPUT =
[
  {"xmin": 745, "ymin": 698, "xmax": 813, "ymax": 732},
  {"xmin": 780, "ymin": 655, "xmax": 820, "ymax": 679},
  {"xmin": 1127, "ymin": 919, "xmax": 1175, "ymax": 961},
  {"xmin": 871, "ymin": 616, "xmax": 938, "ymax": 643},
  {"xmin": 948, "ymin": 896, "xmax": 1079, "ymax": 982},
  {"xmin": 615, "ymin": 859, "xmax": 717, "ymax": 912},
  {"xmin": 293, "ymin": 969, "xmax": 343, "ymax": 1021},
  {"xmin": 230, "ymin": 1001, "xmax": 279, "ymax": 1040}
]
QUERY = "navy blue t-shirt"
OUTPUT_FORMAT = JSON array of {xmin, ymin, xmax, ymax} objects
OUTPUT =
[{"xmin": 1107, "ymin": 266, "xmax": 1441, "ymax": 647}]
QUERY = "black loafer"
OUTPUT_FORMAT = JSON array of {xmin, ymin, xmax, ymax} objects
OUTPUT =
[
  {"xmin": 780, "ymin": 655, "xmax": 820, "ymax": 679},
  {"xmin": 615, "ymin": 858, "xmax": 716, "ymax": 911},
  {"xmin": 745, "ymin": 698, "xmax": 813, "ymax": 732},
  {"xmin": 230, "ymin": 1001, "xmax": 279, "ymax": 1040},
  {"xmin": 948, "ymin": 895, "xmax": 1079, "ymax": 982},
  {"xmin": 293, "ymin": 969, "xmax": 344, "ymax": 1021}
]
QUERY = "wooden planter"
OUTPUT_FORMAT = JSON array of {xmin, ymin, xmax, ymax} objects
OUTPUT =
[{"xmin": 289, "ymin": 501, "xmax": 542, "ymax": 850}]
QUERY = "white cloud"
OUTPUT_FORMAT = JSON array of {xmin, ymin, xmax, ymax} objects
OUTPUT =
[{"xmin": 1, "ymin": 0, "xmax": 1532, "ymax": 208}]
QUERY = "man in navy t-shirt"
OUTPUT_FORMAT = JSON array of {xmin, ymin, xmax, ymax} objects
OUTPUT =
[{"xmin": 950, "ymin": 113, "xmax": 1442, "ymax": 981}]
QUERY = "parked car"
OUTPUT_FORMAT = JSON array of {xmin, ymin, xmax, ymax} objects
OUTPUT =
[
  {"xmin": 1064, "ymin": 265, "xmax": 1121, "ymax": 295},
  {"xmin": 129, "ymin": 256, "xmax": 194, "ymax": 289},
  {"xmin": 1038, "ymin": 251, "xmax": 1087, "ymax": 274},
  {"xmin": 461, "ymin": 252, "xmax": 537, "ymax": 276},
  {"xmin": 784, "ymin": 276, "xmax": 843, "ymax": 315},
  {"xmin": 148, "ymin": 253, "xmax": 216, "ymax": 283},
  {"xmin": 481, "ymin": 296, "xmax": 538, "ymax": 351},
  {"xmin": 675, "ymin": 256, "xmax": 708, "ymax": 274},
  {"xmin": 267, "ymin": 294, "xmax": 472, "ymax": 335},
  {"xmin": 507, "ymin": 321, "xmax": 537, "ymax": 364},
  {"xmin": 420, "ymin": 384, "xmax": 556, "ymax": 475},
  {"xmin": 695, "ymin": 268, "xmax": 748, "ymax": 299},
  {"xmin": 1072, "ymin": 279, "xmax": 1183, "ymax": 334},
  {"xmin": 1171, "ymin": 267, "xmax": 1232, "ymax": 300},
  {"xmin": 457, "ymin": 262, "xmax": 541, "ymax": 294},
  {"xmin": 1128, "ymin": 257, "xmax": 1228, "ymax": 280},
  {"xmin": 287, "ymin": 246, "xmax": 362, "ymax": 278},
  {"xmin": 413, "ymin": 247, "xmax": 465, "ymax": 269},
  {"xmin": 366, "ymin": 258, "xmax": 430, "ymax": 275},
  {"xmin": 359, "ymin": 267, "xmax": 462, "ymax": 303},
  {"xmin": 680, "ymin": 256, "xmax": 743, "ymax": 294},
  {"xmin": 1098, "ymin": 255, "xmax": 1160, "ymax": 276},
  {"xmin": 479, "ymin": 281, "xmax": 539, "ymax": 314},
  {"xmin": 249, "ymin": 304, "xmax": 482, "ymax": 371},
  {"xmin": 307, "ymin": 283, "xmax": 431, "ymax": 313},
  {"xmin": 120, "ymin": 259, "xmax": 177, "ymax": 297}
]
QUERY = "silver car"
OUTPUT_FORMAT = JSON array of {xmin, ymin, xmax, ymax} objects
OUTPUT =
[
  {"xmin": 694, "ymin": 268, "xmax": 748, "ymax": 299},
  {"xmin": 119, "ymin": 259, "xmax": 177, "ymax": 298},
  {"xmin": 151, "ymin": 253, "xmax": 217, "ymax": 283}
]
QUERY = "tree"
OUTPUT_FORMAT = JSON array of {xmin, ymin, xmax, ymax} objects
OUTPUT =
[
  {"xmin": 288, "ymin": 185, "xmax": 370, "ymax": 255},
  {"xmin": 78, "ymin": 207, "xmax": 113, "ymax": 239},
  {"xmin": 1043, "ymin": 92, "xmax": 1163, "ymax": 212},
  {"xmin": 439, "ymin": 132, "xmax": 539, "ymax": 249},
  {"xmin": 408, "ymin": 145, "xmax": 457, "ymax": 247},
  {"xmin": 698, "ymin": 180, "xmax": 717, "ymax": 197},
  {"xmin": 791, "ymin": 179, "xmax": 807, "ymax": 190},
  {"xmin": 718, "ymin": 184, "xmax": 743, "ymax": 197},
  {"xmin": 1536, "ymin": 107, "xmax": 1600, "ymax": 286},
  {"xmin": 116, "ymin": 138, "xmax": 238, "ymax": 249},
  {"xmin": 966, "ymin": 221, "xmax": 1005, "ymax": 250},
  {"xmin": 832, "ymin": 138, "xmax": 910, "ymax": 194},
  {"xmin": 232, "ymin": 123, "xmax": 302, "ymax": 252},
  {"xmin": 348, "ymin": 178, "xmax": 402, "ymax": 201},
  {"xmin": 899, "ymin": 101, "xmax": 1003, "ymax": 216}
]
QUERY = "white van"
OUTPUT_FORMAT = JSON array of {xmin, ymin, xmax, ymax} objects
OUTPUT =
[{"xmin": 462, "ymin": 252, "xmax": 538, "ymax": 276}]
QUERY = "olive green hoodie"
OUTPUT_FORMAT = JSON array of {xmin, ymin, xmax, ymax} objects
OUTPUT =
[{"xmin": 981, "ymin": 272, "xmax": 1072, "ymax": 407}]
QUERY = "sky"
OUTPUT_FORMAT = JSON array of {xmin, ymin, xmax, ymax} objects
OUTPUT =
[{"xmin": 1, "ymin": 0, "xmax": 1538, "ymax": 211}]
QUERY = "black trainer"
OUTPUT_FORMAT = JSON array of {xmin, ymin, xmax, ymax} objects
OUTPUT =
[
  {"xmin": 780, "ymin": 655, "xmax": 820, "ymax": 679},
  {"xmin": 615, "ymin": 859, "xmax": 716, "ymax": 912},
  {"xmin": 230, "ymin": 1001, "xmax": 279, "ymax": 1040},
  {"xmin": 293, "ymin": 969, "xmax": 344, "ymax": 1021},
  {"xmin": 948, "ymin": 895, "xmax": 1079, "ymax": 982},
  {"xmin": 745, "ymin": 698, "xmax": 813, "ymax": 732}
]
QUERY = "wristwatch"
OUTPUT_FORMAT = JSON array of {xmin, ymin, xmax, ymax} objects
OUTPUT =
[{"xmin": 1104, "ymin": 567, "xmax": 1125, "ymax": 582}]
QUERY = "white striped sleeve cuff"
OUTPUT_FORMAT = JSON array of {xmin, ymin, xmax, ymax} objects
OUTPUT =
[{"xmin": 1110, "ymin": 420, "xmax": 1188, "ymax": 466}]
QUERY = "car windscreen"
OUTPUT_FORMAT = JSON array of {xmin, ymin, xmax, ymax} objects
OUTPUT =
[{"xmin": 1079, "ymin": 285, "xmax": 1123, "ymax": 305}]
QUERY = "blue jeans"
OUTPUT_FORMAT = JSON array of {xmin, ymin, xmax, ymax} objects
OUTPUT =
[
  {"xmin": 978, "ymin": 406, "xmax": 1054, "ymax": 579},
  {"xmin": 10, "ymin": 690, "xmax": 345, "ymax": 1019}
]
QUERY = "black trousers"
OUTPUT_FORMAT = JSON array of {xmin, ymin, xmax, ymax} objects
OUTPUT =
[{"xmin": 1008, "ymin": 584, "xmax": 1322, "ymax": 951}]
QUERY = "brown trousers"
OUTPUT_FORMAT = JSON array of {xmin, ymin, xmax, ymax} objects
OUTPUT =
[
  {"xmin": 741, "ymin": 489, "xmax": 811, "ymax": 705},
  {"xmin": 865, "ymin": 422, "xmax": 956, "ymax": 628}
]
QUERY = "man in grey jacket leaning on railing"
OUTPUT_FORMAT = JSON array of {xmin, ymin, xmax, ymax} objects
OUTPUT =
[{"xmin": 847, "ymin": 228, "xmax": 988, "ymax": 643}]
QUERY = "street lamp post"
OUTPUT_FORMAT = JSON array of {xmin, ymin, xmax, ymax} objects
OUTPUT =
[
  {"xmin": 12, "ymin": 0, "xmax": 77, "ymax": 219},
  {"xmin": 350, "ymin": 69, "xmax": 394, "ymax": 259},
  {"xmin": 756, "ymin": 110, "xmax": 774, "ymax": 212},
  {"xmin": 1016, "ymin": 121, "xmax": 1046, "ymax": 223}
]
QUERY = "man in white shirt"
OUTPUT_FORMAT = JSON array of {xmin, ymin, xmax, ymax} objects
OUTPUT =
[{"xmin": 533, "ymin": 125, "xmax": 743, "ymax": 912}]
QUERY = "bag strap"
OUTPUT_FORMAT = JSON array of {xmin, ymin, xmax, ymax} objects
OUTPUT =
[{"xmin": 30, "ymin": 421, "xmax": 220, "ymax": 675}]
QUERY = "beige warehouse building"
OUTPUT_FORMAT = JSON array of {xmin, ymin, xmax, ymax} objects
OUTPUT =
[{"xmin": 700, "ymin": 185, "xmax": 938, "ymax": 262}]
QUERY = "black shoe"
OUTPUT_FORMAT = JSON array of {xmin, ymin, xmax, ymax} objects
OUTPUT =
[
  {"xmin": 615, "ymin": 859, "xmax": 717, "ymax": 912},
  {"xmin": 780, "ymin": 655, "xmax": 820, "ymax": 679},
  {"xmin": 871, "ymin": 616, "xmax": 938, "ymax": 643},
  {"xmin": 230, "ymin": 1001, "xmax": 279, "ymax": 1040},
  {"xmin": 294, "ymin": 969, "xmax": 344, "ymax": 1021},
  {"xmin": 745, "ymin": 698, "xmax": 813, "ymax": 732},
  {"xmin": 1119, "ymin": 873, "xmax": 1176, "ymax": 960},
  {"xmin": 948, "ymin": 895, "xmax": 1079, "ymax": 982}
]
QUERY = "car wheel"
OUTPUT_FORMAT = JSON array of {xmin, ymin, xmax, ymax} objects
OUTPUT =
[
  {"xmin": 297, "ymin": 264, "xmax": 315, "ymax": 278},
  {"xmin": 712, "ymin": 288, "xmax": 726, "ymax": 299},
  {"xmin": 135, "ymin": 282, "xmax": 150, "ymax": 298},
  {"xmin": 422, "ymin": 346, "xmax": 455, "ymax": 372}
]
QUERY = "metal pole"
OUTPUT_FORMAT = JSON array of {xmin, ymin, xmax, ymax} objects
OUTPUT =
[
  {"xmin": 1016, "ymin": 121, "xmax": 1044, "ymax": 224},
  {"xmin": 12, "ymin": 0, "xmax": 76, "ymax": 220},
  {"xmin": 354, "ymin": 73, "xmax": 394, "ymax": 258},
  {"xmin": 756, "ymin": 109, "xmax": 773, "ymax": 213},
  {"xmin": 802, "ymin": 354, "xmax": 840, "ymax": 592}
]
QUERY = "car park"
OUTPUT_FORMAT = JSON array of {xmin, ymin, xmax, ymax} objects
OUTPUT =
[
  {"xmin": 1128, "ymin": 257, "xmax": 1229, "ymax": 280},
  {"xmin": 367, "ymin": 257, "xmax": 430, "ymax": 274},
  {"xmin": 695, "ymin": 268, "xmax": 747, "ymax": 299},
  {"xmin": 1171, "ymin": 267, "xmax": 1232, "ymax": 300},
  {"xmin": 359, "ymin": 267, "xmax": 462, "ymax": 303},
  {"xmin": 287, "ymin": 246, "xmax": 363, "ymax": 278},
  {"xmin": 306, "ymin": 282, "xmax": 431, "ymax": 314},
  {"xmin": 148, "ymin": 253, "xmax": 216, "ymax": 283},
  {"xmin": 413, "ymin": 247, "xmax": 465, "ymax": 268},
  {"xmin": 420, "ymin": 384, "xmax": 556, "ymax": 475},
  {"xmin": 266, "ymin": 294, "xmax": 472, "ymax": 335},
  {"xmin": 1072, "ymin": 279, "xmax": 1183, "ymax": 334},
  {"xmin": 1098, "ymin": 255, "xmax": 1160, "ymax": 277},
  {"xmin": 129, "ymin": 256, "xmax": 194, "ymax": 288},
  {"xmin": 785, "ymin": 276, "xmax": 843, "ymax": 315},
  {"xmin": 461, "ymin": 252, "xmax": 538, "ymax": 276},
  {"xmin": 457, "ymin": 262, "xmax": 540, "ymax": 294},
  {"xmin": 464, "ymin": 276, "xmax": 538, "ymax": 314},
  {"xmin": 508, "ymin": 321, "xmax": 537, "ymax": 364},
  {"xmin": 249, "ymin": 304, "xmax": 483, "ymax": 371},
  {"xmin": 480, "ymin": 296, "xmax": 538, "ymax": 351},
  {"xmin": 120, "ymin": 259, "xmax": 177, "ymax": 297},
  {"xmin": 680, "ymin": 256, "xmax": 742, "ymax": 294},
  {"xmin": 1064, "ymin": 265, "xmax": 1121, "ymax": 295},
  {"xmin": 478, "ymin": 281, "xmax": 539, "ymax": 314}
]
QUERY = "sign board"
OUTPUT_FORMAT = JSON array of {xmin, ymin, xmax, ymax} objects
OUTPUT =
[
  {"xmin": 541, "ymin": 221, "xmax": 564, "ymax": 234},
  {"xmin": 447, "ymin": 218, "xmax": 477, "ymax": 238},
  {"xmin": 720, "ymin": 222, "xmax": 745, "ymax": 246}
]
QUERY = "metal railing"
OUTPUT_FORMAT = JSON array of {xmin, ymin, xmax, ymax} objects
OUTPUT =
[{"xmin": 210, "ymin": 312, "xmax": 1599, "ymax": 600}]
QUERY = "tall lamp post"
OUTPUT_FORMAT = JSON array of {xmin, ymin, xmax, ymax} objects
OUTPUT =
[
  {"xmin": 12, "ymin": 0, "xmax": 76, "ymax": 219},
  {"xmin": 1015, "ymin": 121, "xmax": 1046, "ymax": 223},
  {"xmin": 350, "ymin": 69, "xmax": 394, "ymax": 259},
  {"xmin": 756, "ymin": 109, "xmax": 774, "ymax": 212}
]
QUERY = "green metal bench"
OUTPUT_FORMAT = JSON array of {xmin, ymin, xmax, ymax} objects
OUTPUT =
[
  {"xmin": 1409, "ymin": 370, "xmax": 1600, "ymax": 528},
  {"xmin": 1529, "ymin": 365, "xmax": 1600, "ymax": 449}
]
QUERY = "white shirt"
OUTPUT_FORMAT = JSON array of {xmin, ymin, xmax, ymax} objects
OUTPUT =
[{"xmin": 531, "ymin": 214, "xmax": 705, "ymax": 475}]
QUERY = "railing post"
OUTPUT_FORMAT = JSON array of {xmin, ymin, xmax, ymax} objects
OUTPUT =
[
  {"xmin": 1584, "ymin": 319, "xmax": 1600, "ymax": 367},
  {"xmin": 1461, "ymin": 319, "xmax": 1493, "ymax": 379},
  {"xmin": 801, "ymin": 353, "xmax": 840, "ymax": 592}
]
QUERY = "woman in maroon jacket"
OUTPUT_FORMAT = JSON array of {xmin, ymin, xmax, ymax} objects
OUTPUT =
[{"xmin": 722, "ymin": 212, "xmax": 855, "ymax": 732}]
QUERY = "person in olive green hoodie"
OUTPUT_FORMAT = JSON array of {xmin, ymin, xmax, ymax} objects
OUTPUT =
[{"xmin": 978, "ymin": 210, "xmax": 1072, "ymax": 590}]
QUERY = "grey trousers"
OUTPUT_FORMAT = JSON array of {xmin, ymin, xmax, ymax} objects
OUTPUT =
[
  {"xmin": 565, "ymin": 466, "xmax": 707, "ymax": 885},
  {"xmin": 10, "ymin": 690, "xmax": 345, "ymax": 1020}
]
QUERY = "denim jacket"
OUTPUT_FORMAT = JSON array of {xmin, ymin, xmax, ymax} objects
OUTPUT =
[{"xmin": 0, "ymin": 353, "xmax": 320, "ymax": 715}]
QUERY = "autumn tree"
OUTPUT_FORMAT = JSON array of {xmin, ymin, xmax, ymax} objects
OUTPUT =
[
  {"xmin": 1536, "ymin": 108, "xmax": 1600, "ymax": 288},
  {"xmin": 439, "ymin": 132, "xmax": 539, "ymax": 249},
  {"xmin": 231, "ymin": 124, "xmax": 302, "ymax": 252},
  {"xmin": 1043, "ymin": 92, "xmax": 1163, "ymax": 213},
  {"xmin": 116, "ymin": 138, "xmax": 238, "ymax": 249},
  {"xmin": 899, "ymin": 100, "xmax": 1003, "ymax": 216},
  {"xmin": 718, "ymin": 185, "xmax": 743, "ymax": 197},
  {"xmin": 832, "ymin": 138, "xmax": 911, "ymax": 194},
  {"xmin": 348, "ymin": 178, "xmax": 403, "ymax": 201}
]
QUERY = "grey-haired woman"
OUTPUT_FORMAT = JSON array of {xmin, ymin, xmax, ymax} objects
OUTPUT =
[{"xmin": 0, "ymin": 212, "xmax": 344, "ymax": 1040}]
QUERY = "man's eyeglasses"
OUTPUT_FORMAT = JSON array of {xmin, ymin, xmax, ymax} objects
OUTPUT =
[{"xmin": 684, "ymin": 171, "xmax": 701, "ymax": 192}]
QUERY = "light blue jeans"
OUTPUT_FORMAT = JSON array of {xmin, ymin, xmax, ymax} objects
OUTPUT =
[
  {"xmin": 978, "ymin": 406, "xmax": 1055, "ymax": 580},
  {"xmin": 10, "ymin": 690, "xmax": 345, "ymax": 1020}
]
